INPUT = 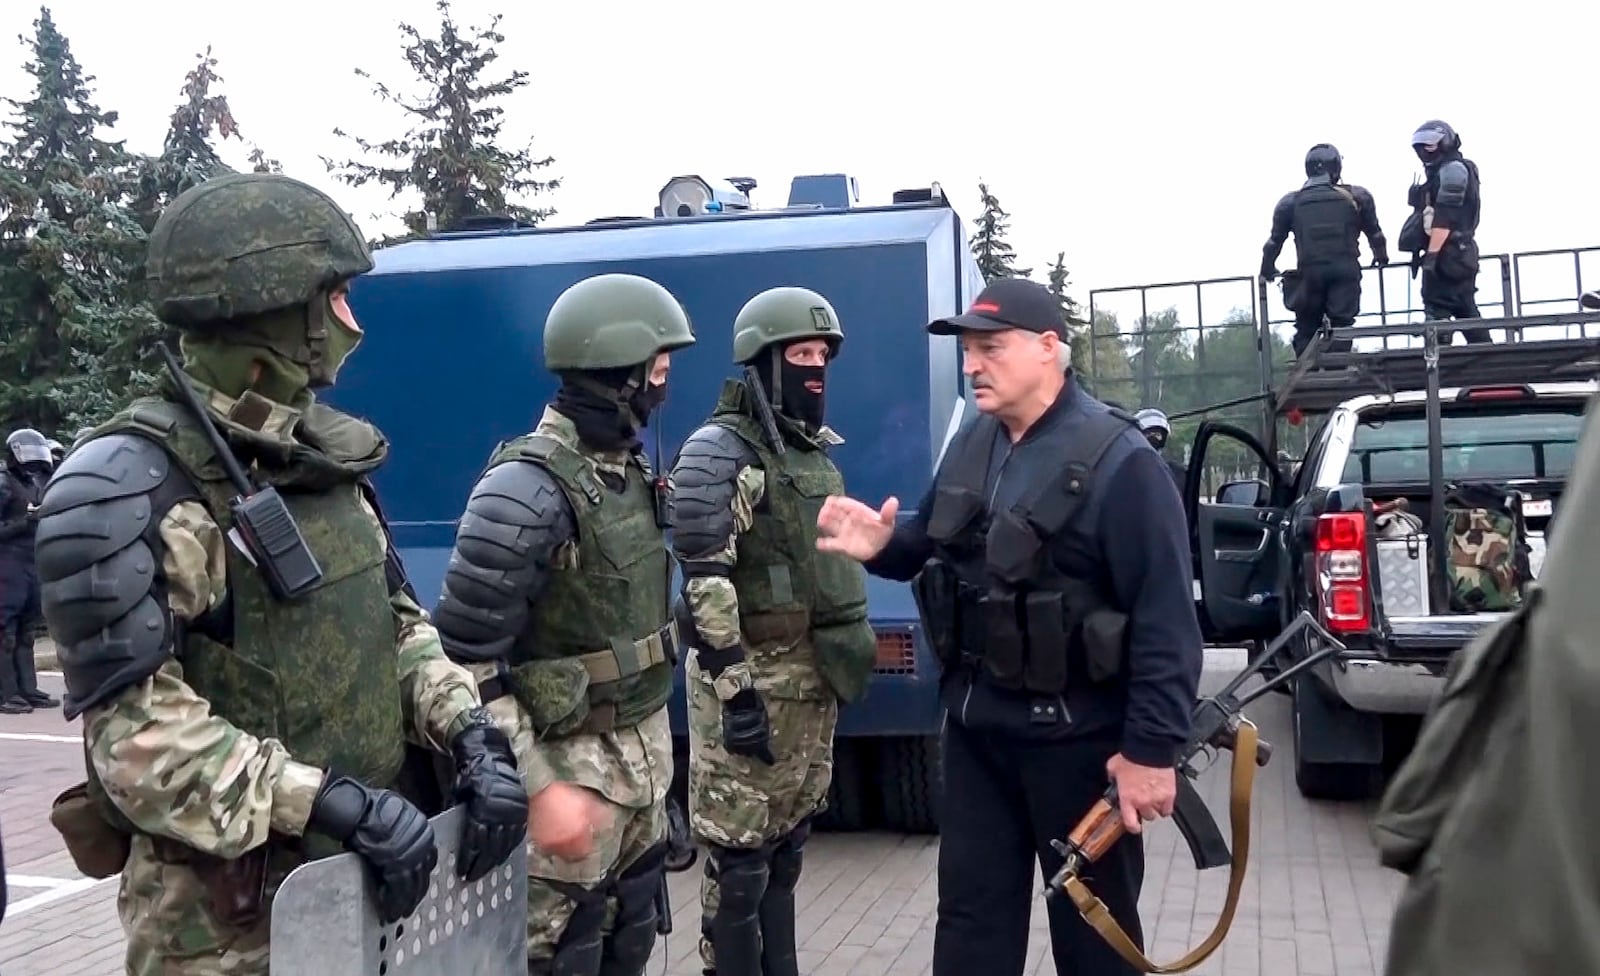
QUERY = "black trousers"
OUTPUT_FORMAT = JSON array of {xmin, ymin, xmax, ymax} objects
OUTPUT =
[
  {"xmin": 1421, "ymin": 269, "xmax": 1493, "ymax": 344},
  {"xmin": 1290, "ymin": 264, "xmax": 1361, "ymax": 356},
  {"xmin": 933, "ymin": 718, "xmax": 1145, "ymax": 976},
  {"xmin": 0, "ymin": 561, "xmax": 42, "ymax": 701}
]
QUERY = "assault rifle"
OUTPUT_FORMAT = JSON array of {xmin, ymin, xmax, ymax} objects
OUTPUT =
[
  {"xmin": 743, "ymin": 365, "xmax": 787, "ymax": 456},
  {"xmin": 1043, "ymin": 610, "xmax": 1348, "ymax": 972}
]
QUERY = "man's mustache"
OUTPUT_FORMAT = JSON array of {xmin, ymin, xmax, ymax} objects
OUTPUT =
[{"xmin": 971, "ymin": 376, "xmax": 993, "ymax": 389}]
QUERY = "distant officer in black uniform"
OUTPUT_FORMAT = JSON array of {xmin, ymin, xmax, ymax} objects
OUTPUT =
[
  {"xmin": 1403, "ymin": 119, "xmax": 1491, "ymax": 345},
  {"xmin": 815, "ymin": 277, "xmax": 1204, "ymax": 976},
  {"xmin": 1134, "ymin": 408, "xmax": 1187, "ymax": 491},
  {"xmin": 0, "ymin": 429, "xmax": 58, "ymax": 715},
  {"xmin": 1261, "ymin": 144, "xmax": 1389, "ymax": 356}
]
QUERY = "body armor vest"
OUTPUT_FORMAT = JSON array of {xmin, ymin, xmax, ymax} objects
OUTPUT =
[
  {"xmin": 1292, "ymin": 181, "xmax": 1361, "ymax": 266},
  {"xmin": 91, "ymin": 395, "xmax": 409, "ymax": 860},
  {"xmin": 914, "ymin": 405, "xmax": 1135, "ymax": 695},
  {"xmin": 488, "ymin": 433, "xmax": 674, "ymax": 736},
  {"xmin": 709, "ymin": 381, "xmax": 875, "ymax": 703}
]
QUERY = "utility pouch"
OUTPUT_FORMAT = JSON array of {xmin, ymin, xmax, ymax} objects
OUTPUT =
[
  {"xmin": 982, "ymin": 589, "xmax": 1026, "ymax": 689},
  {"xmin": 985, "ymin": 510, "xmax": 1042, "ymax": 585},
  {"xmin": 192, "ymin": 846, "xmax": 270, "ymax": 928},
  {"xmin": 1081, "ymin": 607, "xmax": 1131, "ymax": 683},
  {"xmin": 1022, "ymin": 591, "xmax": 1068, "ymax": 694},
  {"xmin": 509, "ymin": 658, "xmax": 594, "ymax": 737},
  {"xmin": 48, "ymin": 781, "xmax": 132, "ymax": 880},
  {"xmin": 911, "ymin": 560, "xmax": 961, "ymax": 669},
  {"xmin": 925, "ymin": 485, "xmax": 984, "ymax": 546}
]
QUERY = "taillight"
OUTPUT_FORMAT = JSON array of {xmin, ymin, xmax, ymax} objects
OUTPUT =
[
  {"xmin": 1315, "ymin": 512, "xmax": 1371, "ymax": 633},
  {"xmin": 1458, "ymin": 385, "xmax": 1533, "ymax": 401}
]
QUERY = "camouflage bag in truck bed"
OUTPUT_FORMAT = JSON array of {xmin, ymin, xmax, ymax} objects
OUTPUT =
[{"xmin": 1442, "ymin": 483, "xmax": 1533, "ymax": 612}]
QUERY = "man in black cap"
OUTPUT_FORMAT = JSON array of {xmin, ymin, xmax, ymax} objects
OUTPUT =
[{"xmin": 815, "ymin": 277, "xmax": 1204, "ymax": 976}]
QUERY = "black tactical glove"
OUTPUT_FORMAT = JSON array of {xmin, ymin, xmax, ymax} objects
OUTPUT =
[
  {"xmin": 1421, "ymin": 250, "xmax": 1439, "ymax": 274},
  {"xmin": 307, "ymin": 774, "xmax": 437, "ymax": 924},
  {"xmin": 1372, "ymin": 250, "xmax": 1390, "ymax": 269},
  {"xmin": 1259, "ymin": 262, "xmax": 1278, "ymax": 282},
  {"xmin": 448, "ymin": 707, "xmax": 528, "ymax": 883},
  {"xmin": 722, "ymin": 688, "xmax": 776, "ymax": 766}
]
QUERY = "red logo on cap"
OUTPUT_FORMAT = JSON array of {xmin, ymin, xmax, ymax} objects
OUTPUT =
[{"xmin": 970, "ymin": 301, "xmax": 1001, "ymax": 314}]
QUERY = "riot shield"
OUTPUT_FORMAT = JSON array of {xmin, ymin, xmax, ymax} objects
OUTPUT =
[{"xmin": 270, "ymin": 805, "xmax": 527, "ymax": 974}]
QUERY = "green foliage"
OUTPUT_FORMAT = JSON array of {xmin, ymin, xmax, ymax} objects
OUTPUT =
[
  {"xmin": 969, "ymin": 181, "xmax": 1031, "ymax": 282},
  {"xmin": 128, "ymin": 47, "xmax": 247, "ymax": 231},
  {"xmin": 0, "ymin": 5, "xmax": 160, "ymax": 437},
  {"xmin": 324, "ymin": 0, "xmax": 560, "ymax": 242}
]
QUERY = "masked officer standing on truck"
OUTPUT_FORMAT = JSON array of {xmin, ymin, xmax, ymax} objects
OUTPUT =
[
  {"xmin": 1261, "ymin": 144, "xmax": 1389, "ymax": 357},
  {"xmin": 0, "ymin": 429, "xmax": 59, "ymax": 714},
  {"xmin": 668, "ymin": 287, "xmax": 876, "ymax": 976},
  {"xmin": 32, "ymin": 172, "xmax": 531, "ymax": 976},
  {"xmin": 1402, "ymin": 120, "xmax": 1492, "ymax": 345},
  {"xmin": 816, "ymin": 277, "xmax": 1204, "ymax": 976},
  {"xmin": 432, "ymin": 272, "xmax": 696, "ymax": 976}
]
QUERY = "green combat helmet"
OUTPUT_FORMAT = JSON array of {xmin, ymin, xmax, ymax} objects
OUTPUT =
[
  {"xmin": 732, "ymin": 286, "xmax": 845, "ymax": 365},
  {"xmin": 543, "ymin": 273, "xmax": 697, "ymax": 372},
  {"xmin": 146, "ymin": 172, "xmax": 374, "ymax": 330}
]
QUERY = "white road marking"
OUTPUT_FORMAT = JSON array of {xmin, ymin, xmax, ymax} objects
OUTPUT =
[
  {"xmin": 8, "ymin": 874, "xmax": 75, "ymax": 889},
  {"xmin": 0, "ymin": 732, "xmax": 79, "ymax": 743},
  {"xmin": 4, "ymin": 876, "xmax": 115, "ymax": 917}
]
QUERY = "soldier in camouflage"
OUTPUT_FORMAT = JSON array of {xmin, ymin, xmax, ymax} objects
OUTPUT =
[
  {"xmin": 33, "ymin": 172, "xmax": 531, "ymax": 976},
  {"xmin": 669, "ymin": 287, "xmax": 877, "ymax": 976},
  {"xmin": 432, "ymin": 272, "xmax": 695, "ymax": 976}
]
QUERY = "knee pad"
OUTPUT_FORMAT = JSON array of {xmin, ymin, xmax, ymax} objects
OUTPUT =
[
  {"xmin": 602, "ymin": 842, "xmax": 668, "ymax": 974},
  {"xmin": 767, "ymin": 821, "xmax": 811, "ymax": 892},
  {"xmin": 709, "ymin": 846, "xmax": 770, "ymax": 916},
  {"xmin": 549, "ymin": 881, "xmax": 606, "ymax": 976}
]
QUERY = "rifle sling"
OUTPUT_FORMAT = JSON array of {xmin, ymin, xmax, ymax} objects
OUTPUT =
[{"xmin": 1062, "ymin": 720, "xmax": 1260, "ymax": 974}]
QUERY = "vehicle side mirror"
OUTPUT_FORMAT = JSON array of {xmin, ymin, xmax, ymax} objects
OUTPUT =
[{"xmin": 1217, "ymin": 479, "xmax": 1269, "ymax": 507}]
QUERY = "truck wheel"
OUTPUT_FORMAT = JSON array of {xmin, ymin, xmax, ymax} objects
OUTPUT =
[
  {"xmin": 879, "ymin": 735, "xmax": 941, "ymax": 834},
  {"xmin": 815, "ymin": 738, "xmax": 870, "ymax": 832},
  {"xmin": 1292, "ymin": 680, "xmax": 1381, "ymax": 801}
]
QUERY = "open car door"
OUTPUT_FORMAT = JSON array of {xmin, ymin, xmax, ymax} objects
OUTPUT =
[{"xmin": 1184, "ymin": 421, "xmax": 1289, "ymax": 643}]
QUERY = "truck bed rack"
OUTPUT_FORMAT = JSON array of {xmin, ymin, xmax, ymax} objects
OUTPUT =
[{"xmin": 1273, "ymin": 310, "xmax": 1600, "ymax": 414}]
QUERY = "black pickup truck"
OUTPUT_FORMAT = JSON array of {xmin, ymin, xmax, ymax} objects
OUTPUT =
[{"xmin": 1182, "ymin": 310, "xmax": 1600, "ymax": 800}]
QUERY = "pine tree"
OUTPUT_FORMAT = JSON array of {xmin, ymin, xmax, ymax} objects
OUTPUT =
[
  {"xmin": 0, "ymin": 6, "xmax": 160, "ymax": 435},
  {"xmin": 1045, "ymin": 251, "xmax": 1092, "ymax": 373},
  {"xmin": 324, "ymin": 0, "xmax": 560, "ymax": 240},
  {"xmin": 128, "ymin": 47, "xmax": 247, "ymax": 229},
  {"xmin": 969, "ymin": 181, "xmax": 1031, "ymax": 282}
]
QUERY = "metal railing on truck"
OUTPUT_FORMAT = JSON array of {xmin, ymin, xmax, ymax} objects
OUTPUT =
[{"xmin": 1079, "ymin": 244, "xmax": 1600, "ymax": 473}]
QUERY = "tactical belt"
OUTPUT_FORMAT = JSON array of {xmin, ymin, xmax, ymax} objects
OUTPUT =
[
  {"xmin": 478, "ymin": 620, "xmax": 679, "ymax": 705},
  {"xmin": 1062, "ymin": 721, "xmax": 1260, "ymax": 973}
]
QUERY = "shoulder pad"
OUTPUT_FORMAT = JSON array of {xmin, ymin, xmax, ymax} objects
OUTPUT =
[
  {"xmin": 669, "ymin": 426, "xmax": 755, "ymax": 564},
  {"xmin": 434, "ymin": 459, "xmax": 576, "ymax": 663},
  {"xmin": 37, "ymin": 433, "xmax": 176, "ymax": 518},
  {"xmin": 677, "ymin": 423, "xmax": 758, "ymax": 472},
  {"xmin": 1102, "ymin": 405, "xmax": 1139, "ymax": 427},
  {"xmin": 299, "ymin": 403, "xmax": 388, "ymax": 466},
  {"xmin": 34, "ymin": 433, "xmax": 187, "ymax": 720},
  {"xmin": 1437, "ymin": 160, "xmax": 1471, "ymax": 202}
]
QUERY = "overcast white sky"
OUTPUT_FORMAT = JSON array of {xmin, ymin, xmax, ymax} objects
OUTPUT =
[{"xmin": 4, "ymin": 0, "xmax": 1597, "ymax": 319}]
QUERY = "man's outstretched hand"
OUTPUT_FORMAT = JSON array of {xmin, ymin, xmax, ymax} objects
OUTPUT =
[{"xmin": 816, "ymin": 495, "xmax": 899, "ymax": 562}]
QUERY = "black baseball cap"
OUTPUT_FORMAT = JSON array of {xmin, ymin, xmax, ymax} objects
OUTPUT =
[{"xmin": 927, "ymin": 277, "xmax": 1067, "ymax": 337}]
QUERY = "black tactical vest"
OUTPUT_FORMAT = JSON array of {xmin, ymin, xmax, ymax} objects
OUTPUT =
[
  {"xmin": 911, "ymin": 405, "xmax": 1136, "ymax": 695},
  {"xmin": 1292, "ymin": 181, "xmax": 1361, "ymax": 266}
]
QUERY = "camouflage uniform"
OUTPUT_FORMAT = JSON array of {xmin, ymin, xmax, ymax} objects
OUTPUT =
[
  {"xmin": 669, "ymin": 287, "xmax": 876, "ymax": 976},
  {"xmin": 432, "ymin": 273, "xmax": 695, "ymax": 976},
  {"xmin": 35, "ymin": 173, "xmax": 527, "ymax": 976}
]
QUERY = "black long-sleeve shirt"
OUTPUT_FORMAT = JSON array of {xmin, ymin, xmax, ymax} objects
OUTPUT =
[{"xmin": 865, "ymin": 379, "xmax": 1204, "ymax": 767}]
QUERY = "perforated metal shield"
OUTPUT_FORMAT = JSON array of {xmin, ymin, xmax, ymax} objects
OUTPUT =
[{"xmin": 270, "ymin": 805, "xmax": 527, "ymax": 975}]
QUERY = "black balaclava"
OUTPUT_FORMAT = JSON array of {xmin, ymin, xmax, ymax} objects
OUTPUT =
[
  {"xmin": 552, "ymin": 359, "xmax": 664, "ymax": 451},
  {"xmin": 754, "ymin": 342, "xmax": 828, "ymax": 430}
]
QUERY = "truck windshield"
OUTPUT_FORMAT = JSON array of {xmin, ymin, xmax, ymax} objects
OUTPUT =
[{"xmin": 1341, "ymin": 400, "xmax": 1587, "ymax": 484}]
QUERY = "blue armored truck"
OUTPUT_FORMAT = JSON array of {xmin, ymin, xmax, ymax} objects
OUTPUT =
[{"xmin": 331, "ymin": 174, "xmax": 986, "ymax": 833}]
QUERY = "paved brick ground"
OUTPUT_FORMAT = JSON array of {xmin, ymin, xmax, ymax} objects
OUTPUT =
[{"xmin": 0, "ymin": 657, "xmax": 1405, "ymax": 975}]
